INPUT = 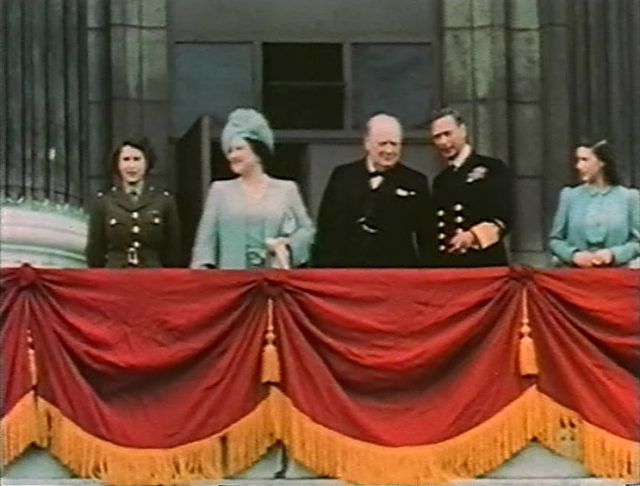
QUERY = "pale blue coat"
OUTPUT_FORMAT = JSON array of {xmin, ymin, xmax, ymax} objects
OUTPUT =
[
  {"xmin": 190, "ymin": 177, "xmax": 315, "ymax": 269},
  {"xmin": 549, "ymin": 184, "xmax": 640, "ymax": 267}
]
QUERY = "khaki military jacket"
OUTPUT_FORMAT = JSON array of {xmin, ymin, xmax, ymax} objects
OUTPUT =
[{"xmin": 85, "ymin": 186, "xmax": 181, "ymax": 268}]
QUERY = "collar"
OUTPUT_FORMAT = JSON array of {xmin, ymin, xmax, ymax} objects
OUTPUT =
[
  {"xmin": 123, "ymin": 180, "xmax": 145, "ymax": 196},
  {"xmin": 585, "ymin": 183, "xmax": 613, "ymax": 196},
  {"xmin": 448, "ymin": 144, "xmax": 472, "ymax": 170},
  {"xmin": 365, "ymin": 157, "xmax": 394, "ymax": 176}
]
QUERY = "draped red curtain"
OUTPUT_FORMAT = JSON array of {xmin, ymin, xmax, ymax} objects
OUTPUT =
[{"xmin": 1, "ymin": 265, "xmax": 638, "ymax": 484}]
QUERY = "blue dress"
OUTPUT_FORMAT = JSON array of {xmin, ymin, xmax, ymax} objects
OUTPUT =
[
  {"xmin": 190, "ymin": 177, "xmax": 315, "ymax": 269},
  {"xmin": 549, "ymin": 184, "xmax": 640, "ymax": 267}
]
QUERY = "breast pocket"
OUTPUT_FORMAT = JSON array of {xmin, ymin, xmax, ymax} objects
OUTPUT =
[
  {"xmin": 143, "ymin": 209, "xmax": 165, "ymax": 243},
  {"xmin": 105, "ymin": 215, "xmax": 128, "ymax": 244}
]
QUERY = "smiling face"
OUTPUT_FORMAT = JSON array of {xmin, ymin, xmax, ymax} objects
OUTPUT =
[
  {"xmin": 226, "ymin": 137, "xmax": 261, "ymax": 176},
  {"xmin": 575, "ymin": 146, "xmax": 605, "ymax": 184},
  {"xmin": 364, "ymin": 115, "xmax": 402, "ymax": 172},
  {"xmin": 430, "ymin": 114, "xmax": 467, "ymax": 161},
  {"xmin": 117, "ymin": 145, "xmax": 147, "ymax": 185}
]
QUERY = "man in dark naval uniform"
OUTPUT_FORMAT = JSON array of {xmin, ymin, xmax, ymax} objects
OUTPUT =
[
  {"xmin": 313, "ymin": 113, "xmax": 434, "ymax": 267},
  {"xmin": 429, "ymin": 107, "xmax": 512, "ymax": 267},
  {"xmin": 85, "ymin": 139, "xmax": 181, "ymax": 268}
]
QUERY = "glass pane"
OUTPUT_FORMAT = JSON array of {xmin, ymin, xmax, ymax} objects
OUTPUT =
[
  {"xmin": 263, "ymin": 43, "xmax": 342, "ymax": 82},
  {"xmin": 171, "ymin": 43, "xmax": 253, "ymax": 136},
  {"xmin": 264, "ymin": 85, "xmax": 344, "ymax": 129},
  {"xmin": 352, "ymin": 43, "xmax": 433, "ymax": 130}
]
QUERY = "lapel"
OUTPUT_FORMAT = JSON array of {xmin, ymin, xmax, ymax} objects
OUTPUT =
[{"xmin": 376, "ymin": 163, "xmax": 402, "ymax": 197}]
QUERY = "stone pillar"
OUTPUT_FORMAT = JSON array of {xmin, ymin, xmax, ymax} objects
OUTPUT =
[
  {"xmin": 441, "ymin": 0, "xmax": 546, "ymax": 265},
  {"xmin": 1, "ymin": 0, "xmax": 89, "ymax": 267},
  {"xmin": 442, "ymin": 0, "xmax": 509, "ymax": 160},
  {"xmin": 507, "ymin": 0, "xmax": 546, "ymax": 265}
]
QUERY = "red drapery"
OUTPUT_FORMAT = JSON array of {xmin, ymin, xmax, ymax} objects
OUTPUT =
[{"xmin": 1, "ymin": 265, "xmax": 638, "ymax": 484}]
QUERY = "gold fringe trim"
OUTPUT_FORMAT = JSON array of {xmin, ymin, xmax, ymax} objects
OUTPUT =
[
  {"xmin": 534, "ymin": 391, "xmax": 639, "ymax": 480},
  {"xmin": 271, "ymin": 387, "xmax": 639, "ymax": 484},
  {"xmin": 4, "ymin": 389, "xmax": 637, "ymax": 484},
  {"xmin": 0, "ymin": 391, "xmax": 39, "ymax": 467},
  {"xmin": 261, "ymin": 297, "xmax": 281, "ymax": 384},
  {"xmin": 35, "ymin": 397, "xmax": 278, "ymax": 485},
  {"xmin": 518, "ymin": 287, "xmax": 539, "ymax": 376},
  {"xmin": 272, "ymin": 387, "xmax": 540, "ymax": 484}
]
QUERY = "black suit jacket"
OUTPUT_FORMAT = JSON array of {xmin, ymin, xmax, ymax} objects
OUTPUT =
[
  {"xmin": 313, "ymin": 159, "xmax": 435, "ymax": 268},
  {"xmin": 432, "ymin": 152, "xmax": 512, "ymax": 267}
]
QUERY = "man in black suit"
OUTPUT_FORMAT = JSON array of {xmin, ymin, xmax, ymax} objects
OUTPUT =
[
  {"xmin": 429, "ymin": 107, "xmax": 512, "ymax": 267},
  {"xmin": 313, "ymin": 113, "xmax": 434, "ymax": 267}
]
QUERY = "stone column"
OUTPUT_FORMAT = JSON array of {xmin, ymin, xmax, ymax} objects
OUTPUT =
[
  {"xmin": 1, "ymin": 0, "xmax": 89, "ymax": 267},
  {"xmin": 441, "ymin": 0, "xmax": 547, "ymax": 265},
  {"xmin": 507, "ymin": 0, "xmax": 546, "ymax": 265}
]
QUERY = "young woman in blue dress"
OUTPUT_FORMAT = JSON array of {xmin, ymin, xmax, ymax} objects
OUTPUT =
[{"xmin": 549, "ymin": 139, "xmax": 640, "ymax": 268}]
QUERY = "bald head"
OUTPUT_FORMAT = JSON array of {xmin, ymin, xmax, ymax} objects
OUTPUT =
[
  {"xmin": 366, "ymin": 114, "xmax": 403, "ymax": 139},
  {"xmin": 364, "ymin": 114, "xmax": 403, "ymax": 172}
]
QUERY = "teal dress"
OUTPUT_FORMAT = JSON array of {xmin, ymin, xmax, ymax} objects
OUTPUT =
[
  {"xmin": 549, "ymin": 184, "xmax": 640, "ymax": 267},
  {"xmin": 190, "ymin": 177, "xmax": 315, "ymax": 269}
]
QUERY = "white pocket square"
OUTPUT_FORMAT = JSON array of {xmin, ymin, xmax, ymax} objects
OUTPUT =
[{"xmin": 395, "ymin": 187, "xmax": 415, "ymax": 197}]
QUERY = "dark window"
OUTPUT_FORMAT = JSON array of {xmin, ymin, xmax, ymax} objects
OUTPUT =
[{"xmin": 263, "ymin": 43, "xmax": 343, "ymax": 129}]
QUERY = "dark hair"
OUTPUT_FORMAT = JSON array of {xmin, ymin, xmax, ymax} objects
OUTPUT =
[
  {"xmin": 244, "ymin": 138, "xmax": 275, "ymax": 173},
  {"xmin": 109, "ymin": 138, "xmax": 156, "ymax": 178},
  {"xmin": 429, "ymin": 106, "xmax": 466, "ymax": 126},
  {"xmin": 575, "ymin": 138, "xmax": 619, "ymax": 185}
]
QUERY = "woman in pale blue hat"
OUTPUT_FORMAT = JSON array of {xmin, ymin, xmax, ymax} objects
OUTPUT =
[{"xmin": 190, "ymin": 108, "xmax": 315, "ymax": 269}]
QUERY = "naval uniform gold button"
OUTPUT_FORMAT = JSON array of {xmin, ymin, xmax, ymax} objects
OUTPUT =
[
  {"xmin": 132, "ymin": 211, "xmax": 139, "ymax": 219},
  {"xmin": 132, "ymin": 225, "xmax": 140, "ymax": 234},
  {"xmin": 438, "ymin": 233, "xmax": 446, "ymax": 240},
  {"xmin": 109, "ymin": 218, "xmax": 117, "ymax": 226},
  {"xmin": 437, "ymin": 209, "xmax": 445, "ymax": 217},
  {"xmin": 455, "ymin": 228, "xmax": 464, "ymax": 234},
  {"xmin": 455, "ymin": 216, "xmax": 464, "ymax": 223},
  {"xmin": 438, "ymin": 245, "xmax": 446, "ymax": 252},
  {"xmin": 454, "ymin": 203, "xmax": 463, "ymax": 211},
  {"xmin": 132, "ymin": 241, "xmax": 140, "ymax": 248},
  {"xmin": 438, "ymin": 221, "xmax": 445, "ymax": 228}
]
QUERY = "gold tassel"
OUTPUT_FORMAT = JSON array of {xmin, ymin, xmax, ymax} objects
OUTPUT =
[
  {"xmin": 261, "ymin": 297, "xmax": 281, "ymax": 384},
  {"xmin": 27, "ymin": 328, "xmax": 38, "ymax": 388},
  {"xmin": 519, "ymin": 287, "xmax": 539, "ymax": 376}
]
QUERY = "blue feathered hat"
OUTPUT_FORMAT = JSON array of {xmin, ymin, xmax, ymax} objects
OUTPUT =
[{"xmin": 221, "ymin": 108, "xmax": 275, "ymax": 154}]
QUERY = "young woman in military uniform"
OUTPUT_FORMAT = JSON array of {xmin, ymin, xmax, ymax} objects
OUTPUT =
[{"xmin": 85, "ymin": 139, "xmax": 181, "ymax": 268}]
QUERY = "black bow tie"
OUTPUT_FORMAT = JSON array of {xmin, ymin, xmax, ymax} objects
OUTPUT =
[{"xmin": 369, "ymin": 171, "xmax": 385, "ymax": 178}]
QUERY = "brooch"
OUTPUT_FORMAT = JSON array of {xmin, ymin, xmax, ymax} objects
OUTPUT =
[{"xmin": 466, "ymin": 166, "xmax": 488, "ymax": 183}]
